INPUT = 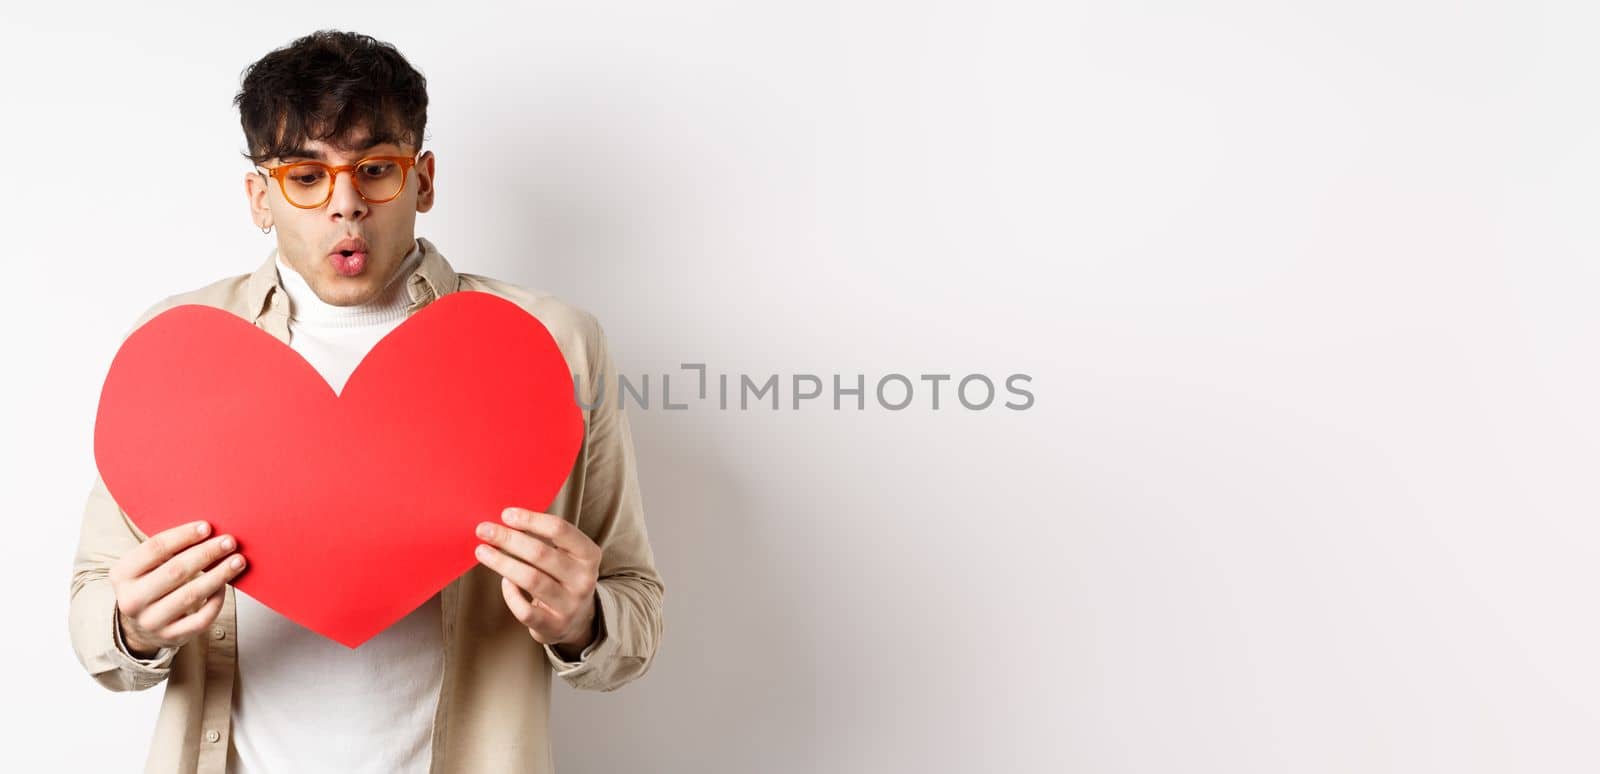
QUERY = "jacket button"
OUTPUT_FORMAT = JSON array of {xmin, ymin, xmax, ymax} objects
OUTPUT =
[
  {"xmin": 212, "ymin": 626, "xmax": 226, "ymax": 640},
  {"xmin": 205, "ymin": 729, "xmax": 221, "ymax": 743}
]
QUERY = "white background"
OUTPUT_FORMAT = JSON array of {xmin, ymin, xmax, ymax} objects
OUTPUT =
[{"xmin": 1, "ymin": 1, "xmax": 1596, "ymax": 772}]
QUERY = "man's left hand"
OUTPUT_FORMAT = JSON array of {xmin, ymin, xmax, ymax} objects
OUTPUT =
[{"xmin": 475, "ymin": 507, "xmax": 602, "ymax": 657}]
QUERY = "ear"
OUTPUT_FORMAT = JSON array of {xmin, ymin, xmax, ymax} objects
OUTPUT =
[
  {"xmin": 246, "ymin": 170, "xmax": 273, "ymax": 229},
  {"xmin": 415, "ymin": 151, "xmax": 436, "ymax": 214}
]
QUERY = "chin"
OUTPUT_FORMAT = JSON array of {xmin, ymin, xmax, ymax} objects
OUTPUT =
[{"xmin": 314, "ymin": 277, "xmax": 380, "ymax": 307}]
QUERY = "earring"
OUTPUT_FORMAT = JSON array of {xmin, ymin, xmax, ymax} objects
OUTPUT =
[{"xmin": 260, "ymin": 223, "xmax": 273, "ymax": 235}]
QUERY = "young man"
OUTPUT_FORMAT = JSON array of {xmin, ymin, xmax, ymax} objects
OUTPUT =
[{"xmin": 67, "ymin": 30, "xmax": 665, "ymax": 774}]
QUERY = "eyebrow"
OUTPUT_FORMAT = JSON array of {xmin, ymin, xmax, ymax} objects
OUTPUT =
[{"xmin": 280, "ymin": 138, "xmax": 397, "ymax": 161}]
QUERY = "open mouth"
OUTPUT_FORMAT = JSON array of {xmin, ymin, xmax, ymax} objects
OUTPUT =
[
  {"xmin": 329, "ymin": 247, "xmax": 368, "ymax": 277},
  {"xmin": 329, "ymin": 238, "xmax": 370, "ymax": 277}
]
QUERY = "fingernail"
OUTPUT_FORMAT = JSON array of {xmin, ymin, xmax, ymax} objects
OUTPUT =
[
  {"xmin": 476, "ymin": 545, "xmax": 492, "ymax": 560},
  {"xmin": 196, "ymin": 522, "xmax": 210, "ymax": 537},
  {"xmin": 230, "ymin": 556, "xmax": 245, "ymax": 569},
  {"xmin": 477, "ymin": 523, "xmax": 494, "ymax": 539},
  {"xmin": 220, "ymin": 536, "xmax": 235, "ymax": 551},
  {"xmin": 502, "ymin": 508, "xmax": 519, "ymax": 523}
]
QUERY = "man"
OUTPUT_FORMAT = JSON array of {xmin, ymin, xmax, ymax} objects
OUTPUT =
[{"xmin": 66, "ymin": 30, "xmax": 665, "ymax": 774}]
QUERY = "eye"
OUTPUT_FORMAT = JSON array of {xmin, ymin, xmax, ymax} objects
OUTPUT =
[
  {"xmin": 284, "ymin": 165, "xmax": 327, "ymax": 186},
  {"xmin": 359, "ymin": 162, "xmax": 395, "ymax": 178}
]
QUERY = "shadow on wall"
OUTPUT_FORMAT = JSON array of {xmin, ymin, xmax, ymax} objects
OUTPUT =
[
  {"xmin": 472, "ymin": 103, "xmax": 821, "ymax": 774},
  {"xmin": 554, "ymin": 408, "xmax": 820, "ymax": 774}
]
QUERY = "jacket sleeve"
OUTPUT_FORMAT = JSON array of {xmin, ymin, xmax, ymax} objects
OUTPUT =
[
  {"xmin": 542, "ymin": 313, "xmax": 666, "ymax": 692},
  {"xmin": 68, "ymin": 473, "xmax": 180, "ymax": 692},
  {"xmin": 68, "ymin": 297, "xmax": 183, "ymax": 692}
]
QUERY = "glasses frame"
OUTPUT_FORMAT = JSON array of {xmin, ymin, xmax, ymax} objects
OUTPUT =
[{"xmin": 256, "ymin": 153, "xmax": 421, "ymax": 209}]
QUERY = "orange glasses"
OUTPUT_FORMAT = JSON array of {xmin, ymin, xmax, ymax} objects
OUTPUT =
[{"xmin": 257, "ymin": 154, "xmax": 420, "ymax": 209}]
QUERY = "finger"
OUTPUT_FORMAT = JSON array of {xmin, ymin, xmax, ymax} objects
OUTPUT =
[
  {"xmin": 500, "ymin": 576, "xmax": 549, "ymax": 630},
  {"xmin": 475, "ymin": 544, "xmax": 560, "ymax": 602},
  {"xmin": 501, "ymin": 508, "xmax": 596, "ymax": 559},
  {"xmin": 129, "ymin": 533, "xmax": 239, "ymax": 607},
  {"xmin": 141, "ymin": 552, "xmax": 247, "ymax": 633},
  {"xmin": 156, "ymin": 588, "xmax": 225, "ymax": 642},
  {"xmin": 121, "ymin": 521, "xmax": 213, "ymax": 579},
  {"xmin": 476, "ymin": 521, "xmax": 580, "ymax": 591},
  {"xmin": 142, "ymin": 552, "xmax": 245, "ymax": 632}
]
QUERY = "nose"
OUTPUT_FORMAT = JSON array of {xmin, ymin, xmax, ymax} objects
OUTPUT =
[{"xmin": 326, "ymin": 167, "xmax": 368, "ymax": 222}]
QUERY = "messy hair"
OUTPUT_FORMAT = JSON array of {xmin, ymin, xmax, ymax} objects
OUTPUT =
[{"xmin": 233, "ymin": 30, "xmax": 429, "ymax": 165}]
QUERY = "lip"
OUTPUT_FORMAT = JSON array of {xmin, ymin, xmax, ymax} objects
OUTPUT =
[{"xmin": 329, "ymin": 236, "xmax": 370, "ymax": 255}]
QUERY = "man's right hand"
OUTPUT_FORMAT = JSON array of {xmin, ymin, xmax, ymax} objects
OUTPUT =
[{"xmin": 110, "ymin": 521, "xmax": 248, "ymax": 659}]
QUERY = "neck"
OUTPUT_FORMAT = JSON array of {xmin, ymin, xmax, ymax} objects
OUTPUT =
[{"xmin": 274, "ymin": 240, "xmax": 423, "ymax": 327}]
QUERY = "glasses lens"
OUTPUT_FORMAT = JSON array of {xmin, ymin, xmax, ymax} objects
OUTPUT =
[
  {"xmin": 279, "ymin": 163, "xmax": 331, "ymax": 207},
  {"xmin": 354, "ymin": 159, "xmax": 406, "ymax": 202}
]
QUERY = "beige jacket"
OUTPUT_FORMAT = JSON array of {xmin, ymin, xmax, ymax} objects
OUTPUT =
[{"xmin": 67, "ymin": 237, "xmax": 665, "ymax": 773}]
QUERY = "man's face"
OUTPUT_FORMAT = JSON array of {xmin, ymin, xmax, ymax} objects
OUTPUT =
[{"xmin": 246, "ymin": 134, "xmax": 436, "ymax": 306}]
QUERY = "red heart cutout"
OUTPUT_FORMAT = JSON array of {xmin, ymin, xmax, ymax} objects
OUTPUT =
[{"xmin": 93, "ymin": 291, "xmax": 585, "ymax": 648}]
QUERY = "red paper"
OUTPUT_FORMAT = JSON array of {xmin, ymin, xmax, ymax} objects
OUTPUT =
[{"xmin": 93, "ymin": 291, "xmax": 585, "ymax": 648}]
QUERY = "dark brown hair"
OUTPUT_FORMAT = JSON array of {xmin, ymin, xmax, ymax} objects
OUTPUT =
[{"xmin": 234, "ymin": 30, "xmax": 429, "ymax": 165}]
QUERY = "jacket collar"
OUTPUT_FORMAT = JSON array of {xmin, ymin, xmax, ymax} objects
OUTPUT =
[{"xmin": 244, "ymin": 236, "xmax": 460, "ymax": 328}]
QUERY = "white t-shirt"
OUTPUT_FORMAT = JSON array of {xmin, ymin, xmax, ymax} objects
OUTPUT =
[{"xmin": 227, "ymin": 240, "xmax": 443, "ymax": 774}]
